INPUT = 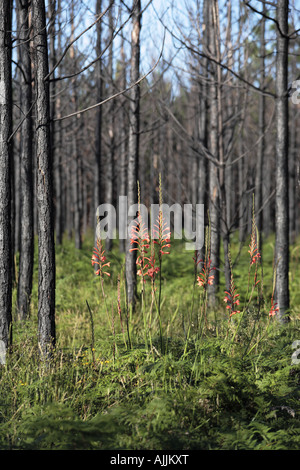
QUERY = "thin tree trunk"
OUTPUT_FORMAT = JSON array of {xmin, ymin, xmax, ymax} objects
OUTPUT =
[
  {"xmin": 275, "ymin": 0, "xmax": 289, "ymax": 323},
  {"xmin": 0, "ymin": 0, "xmax": 13, "ymax": 351},
  {"xmin": 72, "ymin": 121, "xmax": 82, "ymax": 250},
  {"xmin": 224, "ymin": 0, "xmax": 233, "ymax": 231},
  {"xmin": 196, "ymin": 87, "xmax": 206, "ymax": 266},
  {"xmin": 32, "ymin": 0, "xmax": 56, "ymax": 357},
  {"xmin": 191, "ymin": 119, "xmax": 198, "ymax": 208},
  {"xmin": 13, "ymin": 132, "xmax": 19, "ymax": 259},
  {"xmin": 196, "ymin": 0, "xmax": 208, "ymax": 271},
  {"xmin": 70, "ymin": 2, "xmax": 82, "ymax": 250},
  {"xmin": 66, "ymin": 153, "xmax": 73, "ymax": 239},
  {"xmin": 255, "ymin": 7, "xmax": 265, "ymax": 241},
  {"xmin": 49, "ymin": 0, "xmax": 63, "ymax": 245},
  {"xmin": 16, "ymin": 0, "xmax": 34, "ymax": 320},
  {"xmin": 289, "ymin": 33, "xmax": 297, "ymax": 244},
  {"xmin": 238, "ymin": 10, "xmax": 249, "ymax": 244},
  {"xmin": 125, "ymin": 0, "xmax": 141, "ymax": 309},
  {"xmin": 208, "ymin": 0, "xmax": 220, "ymax": 303},
  {"xmin": 55, "ymin": 82, "xmax": 63, "ymax": 243},
  {"xmin": 94, "ymin": 0, "xmax": 103, "ymax": 235},
  {"xmin": 105, "ymin": 1, "xmax": 115, "ymax": 252},
  {"xmin": 9, "ymin": 3, "xmax": 15, "ymax": 285},
  {"xmin": 262, "ymin": 149, "xmax": 272, "ymax": 237},
  {"xmin": 48, "ymin": 0, "xmax": 56, "ymax": 173},
  {"xmin": 213, "ymin": 0, "xmax": 231, "ymax": 294},
  {"xmin": 119, "ymin": 38, "xmax": 127, "ymax": 253}
]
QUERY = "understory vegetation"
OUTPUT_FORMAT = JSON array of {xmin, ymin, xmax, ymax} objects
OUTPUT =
[{"xmin": 0, "ymin": 230, "xmax": 299, "ymax": 450}]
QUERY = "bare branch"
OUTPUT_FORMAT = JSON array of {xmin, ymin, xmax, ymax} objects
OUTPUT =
[
  {"xmin": 44, "ymin": 1, "xmax": 114, "ymax": 82},
  {"xmin": 54, "ymin": 30, "xmax": 166, "ymax": 122},
  {"xmin": 49, "ymin": 3, "xmax": 134, "ymax": 83},
  {"xmin": 156, "ymin": 11, "xmax": 276, "ymax": 99},
  {"xmin": 243, "ymin": 1, "xmax": 299, "ymax": 39}
]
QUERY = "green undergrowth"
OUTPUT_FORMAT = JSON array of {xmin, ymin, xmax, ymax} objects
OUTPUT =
[{"xmin": 1, "ymin": 232, "xmax": 300, "ymax": 450}]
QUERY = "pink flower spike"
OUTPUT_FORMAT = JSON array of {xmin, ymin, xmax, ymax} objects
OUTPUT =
[
  {"xmin": 91, "ymin": 238, "xmax": 111, "ymax": 278},
  {"xmin": 269, "ymin": 300, "xmax": 279, "ymax": 317}
]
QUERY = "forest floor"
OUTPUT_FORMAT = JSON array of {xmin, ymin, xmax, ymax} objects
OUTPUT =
[{"xmin": 0, "ymin": 231, "xmax": 300, "ymax": 450}]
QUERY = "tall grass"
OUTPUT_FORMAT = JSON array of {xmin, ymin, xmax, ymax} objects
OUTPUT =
[{"xmin": 0, "ymin": 197, "xmax": 299, "ymax": 450}]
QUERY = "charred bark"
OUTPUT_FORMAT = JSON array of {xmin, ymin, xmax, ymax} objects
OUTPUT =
[
  {"xmin": 16, "ymin": 0, "xmax": 34, "ymax": 321},
  {"xmin": 32, "ymin": 0, "xmax": 56, "ymax": 356},
  {"xmin": 125, "ymin": 0, "xmax": 141, "ymax": 309},
  {"xmin": 275, "ymin": 0, "xmax": 290, "ymax": 323},
  {"xmin": 0, "ymin": 0, "xmax": 13, "ymax": 350}
]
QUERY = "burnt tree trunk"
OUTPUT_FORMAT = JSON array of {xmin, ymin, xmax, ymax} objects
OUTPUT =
[
  {"xmin": 32, "ymin": 0, "xmax": 56, "ymax": 357},
  {"xmin": 196, "ymin": 0, "xmax": 208, "ymax": 272},
  {"xmin": 48, "ymin": 0, "xmax": 63, "ymax": 245},
  {"xmin": 119, "ymin": 38, "xmax": 127, "ymax": 253},
  {"xmin": 207, "ymin": 0, "xmax": 220, "ymax": 304},
  {"xmin": 105, "ymin": 1, "xmax": 115, "ymax": 252},
  {"xmin": 16, "ymin": 0, "xmax": 34, "ymax": 320},
  {"xmin": 0, "ymin": 0, "xmax": 13, "ymax": 351},
  {"xmin": 289, "ymin": 29, "xmax": 297, "ymax": 245},
  {"xmin": 255, "ymin": 6, "xmax": 266, "ymax": 242},
  {"xmin": 70, "ymin": 1, "xmax": 82, "ymax": 250},
  {"xmin": 275, "ymin": 0, "xmax": 290, "ymax": 323},
  {"xmin": 54, "ymin": 0, "xmax": 63, "ymax": 245},
  {"xmin": 94, "ymin": 0, "xmax": 103, "ymax": 235},
  {"xmin": 125, "ymin": 0, "xmax": 141, "ymax": 309},
  {"xmin": 213, "ymin": 0, "xmax": 231, "ymax": 294}
]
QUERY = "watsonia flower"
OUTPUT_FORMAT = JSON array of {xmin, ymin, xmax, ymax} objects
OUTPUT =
[
  {"xmin": 248, "ymin": 195, "xmax": 261, "ymax": 267},
  {"xmin": 269, "ymin": 299, "xmax": 279, "ymax": 317},
  {"xmin": 248, "ymin": 225, "xmax": 261, "ymax": 266},
  {"xmin": 91, "ymin": 238, "xmax": 111, "ymax": 277},
  {"xmin": 129, "ymin": 211, "xmax": 151, "ymax": 281},
  {"xmin": 153, "ymin": 174, "xmax": 171, "ymax": 258},
  {"xmin": 153, "ymin": 209, "xmax": 171, "ymax": 257},
  {"xmin": 194, "ymin": 225, "xmax": 215, "ymax": 291},
  {"xmin": 196, "ymin": 256, "xmax": 215, "ymax": 289},
  {"xmin": 224, "ymin": 252, "xmax": 240, "ymax": 319}
]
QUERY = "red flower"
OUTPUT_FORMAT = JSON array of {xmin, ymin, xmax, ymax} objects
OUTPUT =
[
  {"xmin": 129, "ymin": 215, "xmax": 150, "ymax": 253},
  {"xmin": 91, "ymin": 238, "xmax": 111, "ymax": 277},
  {"xmin": 197, "ymin": 273, "xmax": 214, "ymax": 287},
  {"xmin": 129, "ymin": 211, "xmax": 153, "ymax": 283},
  {"xmin": 138, "ymin": 254, "xmax": 160, "ymax": 280},
  {"xmin": 248, "ymin": 243, "xmax": 261, "ymax": 266},
  {"xmin": 196, "ymin": 255, "xmax": 215, "ymax": 290},
  {"xmin": 153, "ymin": 210, "xmax": 171, "ymax": 257},
  {"xmin": 224, "ymin": 277, "xmax": 240, "ymax": 318},
  {"xmin": 269, "ymin": 299, "xmax": 279, "ymax": 317},
  {"xmin": 248, "ymin": 203, "xmax": 261, "ymax": 266},
  {"xmin": 147, "ymin": 266, "xmax": 160, "ymax": 279}
]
